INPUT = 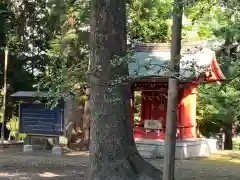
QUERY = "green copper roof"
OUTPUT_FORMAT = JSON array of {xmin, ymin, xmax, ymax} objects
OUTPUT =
[{"xmin": 128, "ymin": 48, "xmax": 214, "ymax": 80}]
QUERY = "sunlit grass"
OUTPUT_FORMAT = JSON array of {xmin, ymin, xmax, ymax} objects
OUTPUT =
[
  {"xmin": 38, "ymin": 172, "xmax": 63, "ymax": 177},
  {"xmin": 233, "ymin": 139, "xmax": 240, "ymax": 144},
  {"xmin": 0, "ymin": 172, "xmax": 21, "ymax": 177},
  {"xmin": 200, "ymin": 157, "xmax": 240, "ymax": 164},
  {"xmin": 194, "ymin": 150, "xmax": 240, "ymax": 165}
]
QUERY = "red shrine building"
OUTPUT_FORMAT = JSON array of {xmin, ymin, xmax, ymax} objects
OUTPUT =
[{"xmin": 128, "ymin": 41, "xmax": 225, "ymax": 159}]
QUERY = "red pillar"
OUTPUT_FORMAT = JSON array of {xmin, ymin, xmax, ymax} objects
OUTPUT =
[{"xmin": 179, "ymin": 84, "xmax": 197, "ymax": 139}]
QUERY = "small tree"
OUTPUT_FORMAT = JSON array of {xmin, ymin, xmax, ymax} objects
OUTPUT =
[{"xmin": 163, "ymin": 0, "xmax": 182, "ymax": 179}]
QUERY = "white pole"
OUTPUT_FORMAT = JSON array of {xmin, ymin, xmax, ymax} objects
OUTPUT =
[{"xmin": 1, "ymin": 46, "xmax": 9, "ymax": 146}]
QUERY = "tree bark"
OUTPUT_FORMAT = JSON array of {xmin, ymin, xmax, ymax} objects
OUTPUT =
[
  {"xmin": 66, "ymin": 101, "xmax": 85, "ymax": 150},
  {"xmin": 163, "ymin": 0, "xmax": 183, "ymax": 180},
  {"xmin": 224, "ymin": 126, "xmax": 233, "ymax": 150},
  {"xmin": 88, "ymin": 0, "xmax": 162, "ymax": 179},
  {"xmin": 67, "ymin": 93, "xmax": 90, "ymax": 151},
  {"xmin": 82, "ymin": 88, "xmax": 91, "ymax": 149}
]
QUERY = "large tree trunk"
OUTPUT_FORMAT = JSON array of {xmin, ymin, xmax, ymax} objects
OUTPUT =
[{"xmin": 88, "ymin": 0, "xmax": 162, "ymax": 179}]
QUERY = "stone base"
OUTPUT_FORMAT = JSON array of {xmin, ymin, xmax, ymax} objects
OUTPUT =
[
  {"xmin": 23, "ymin": 145, "xmax": 33, "ymax": 152},
  {"xmin": 52, "ymin": 146, "xmax": 62, "ymax": 155},
  {"xmin": 135, "ymin": 138, "xmax": 217, "ymax": 159}
]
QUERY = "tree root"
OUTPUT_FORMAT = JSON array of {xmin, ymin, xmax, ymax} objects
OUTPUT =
[
  {"xmin": 87, "ymin": 152, "xmax": 162, "ymax": 180},
  {"xmin": 88, "ymin": 160, "xmax": 160, "ymax": 180},
  {"xmin": 127, "ymin": 149, "xmax": 163, "ymax": 180}
]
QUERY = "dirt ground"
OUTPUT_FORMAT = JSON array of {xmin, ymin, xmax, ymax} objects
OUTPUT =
[
  {"xmin": 0, "ymin": 145, "xmax": 88, "ymax": 180},
  {"xmin": 0, "ymin": 145, "xmax": 240, "ymax": 180}
]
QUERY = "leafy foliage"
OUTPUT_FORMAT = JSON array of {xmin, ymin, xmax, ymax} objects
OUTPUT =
[
  {"xmin": 134, "ymin": 92, "xmax": 141, "ymax": 125},
  {"xmin": 197, "ymin": 83, "xmax": 240, "ymax": 137},
  {"xmin": 127, "ymin": 0, "xmax": 172, "ymax": 43},
  {"xmin": 193, "ymin": 0, "xmax": 240, "ymax": 137},
  {"xmin": 39, "ymin": 0, "xmax": 90, "ymax": 107},
  {"xmin": 40, "ymin": 0, "xmax": 205, "ymax": 106},
  {"xmin": 6, "ymin": 116, "xmax": 26, "ymax": 141}
]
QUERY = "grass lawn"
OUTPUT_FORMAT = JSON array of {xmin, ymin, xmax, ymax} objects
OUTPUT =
[
  {"xmin": 196, "ymin": 150, "xmax": 240, "ymax": 164},
  {"xmin": 150, "ymin": 150, "xmax": 240, "ymax": 180}
]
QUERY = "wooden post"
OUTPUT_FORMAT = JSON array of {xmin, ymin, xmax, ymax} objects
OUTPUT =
[
  {"xmin": 55, "ymin": 136, "xmax": 60, "ymax": 146},
  {"xmin": 0, "ymin": 47, "xmax": 8, "ymax": 146},
  {"xmin": 163, "ymin": 0, "xmax": 183, "ymax": 179},
  {"xmin": 130, "ymin": 89, "xmax": 134, "ymax": 128},
  {"xmin": 140, "ymin": 92, "xmax": 145, "ymax": 125},
  {"xmin": 26, "ymin": 135, "xmax": 32, "ymax": 145}
]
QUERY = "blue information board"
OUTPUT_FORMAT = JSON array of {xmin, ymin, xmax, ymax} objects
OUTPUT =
[{"xmin": 19, "ymin": 103, "xmax": 64, "ymax": 136}]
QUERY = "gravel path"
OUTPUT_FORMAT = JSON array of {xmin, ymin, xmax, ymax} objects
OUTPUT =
[
  {"xmin": 0, "ymin": 146, "xmax": 88, "ymax": 180},
  {"xmin": 0, "ymin": 146, "xmax": 240, "ymax": 180},
  {"xmin": 0, "ymin": 166, "xmax": 85, "ymax": 180}
]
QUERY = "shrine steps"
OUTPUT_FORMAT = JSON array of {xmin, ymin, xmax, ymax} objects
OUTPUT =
[{"xmin": 136, "ymin": 144, "xmax": 157, "ymax": 159}]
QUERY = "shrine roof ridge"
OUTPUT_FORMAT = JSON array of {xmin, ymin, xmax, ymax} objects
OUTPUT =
[
  {"xmin": 128, "ymin": 42, "xmax": 225, "ymax": 81},
  {"xmin": 133, "ymin": 41, "xmax": 209, "ymax": 52}
]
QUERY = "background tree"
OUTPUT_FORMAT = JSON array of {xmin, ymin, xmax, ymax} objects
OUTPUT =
[
  {"xmin": 127, "ymin": 0, "xmax": 172, "ymax": 43},
  {"xmin": 186, "ymin": 0, "xmax": 240, "ymax": 149},
  {"xmin": 40, "ymin": 0, "xmax": 91, "ymax": 150},
  {"xmin": 0, "ymin": 0, "xmax": 46, "ymax": 138}
]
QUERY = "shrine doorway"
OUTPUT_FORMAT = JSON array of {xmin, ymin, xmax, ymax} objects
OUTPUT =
[
  {"xmin": 140, "ymin": 91, "xmax": 167, "ymax": 127},
  {"xmin": 131, "ymin": 82, "xmax": 169, "ymax": 139}
]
